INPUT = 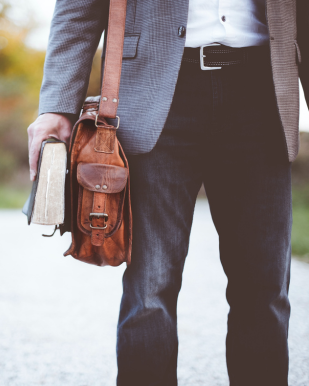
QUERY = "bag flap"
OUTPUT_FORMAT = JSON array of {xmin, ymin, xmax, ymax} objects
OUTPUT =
[{"xmin": 77, "ymin": 163, "xmax": 128, "ymax": 193}]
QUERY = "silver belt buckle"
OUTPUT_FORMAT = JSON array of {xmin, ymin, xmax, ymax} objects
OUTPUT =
[{"xmin": 200, "ymin": 43, "xmax": 222, "ymax": 70}]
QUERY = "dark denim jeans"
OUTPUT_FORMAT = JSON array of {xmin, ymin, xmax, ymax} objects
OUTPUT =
[{"xmin": 117, "ymin": 56, "xmax": 292, "ymax": 386}]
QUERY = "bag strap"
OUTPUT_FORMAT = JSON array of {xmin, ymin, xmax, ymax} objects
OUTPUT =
[{"xmin": 97, "ymin": 0, "xmax": 127, "ymax": 121}]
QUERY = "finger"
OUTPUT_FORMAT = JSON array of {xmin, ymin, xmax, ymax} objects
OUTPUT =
[
  {"xmin": 60, "ymin": 132, "xmax": 72, "ymax": 147},
  {"xmin": 57, "ymin": 122, "xmax": 73, "ymax": 142},
  {"xmin": 27, "ymin": 125, "xmax": 34, "ymax": 154},
  {"xmin": 29, "ymin": 139, "xmax": 42, "ymax": 181},
  {"xmin": 53, "ymin": 125, "xmax": 72, "ymax": 145},
  {"xmin": 48, "ymin": 134, "xmax": 60, "ymax": 141},
  {"xmin": 49, "ymin": 132, "xmax": 71, "ymax": 146}
]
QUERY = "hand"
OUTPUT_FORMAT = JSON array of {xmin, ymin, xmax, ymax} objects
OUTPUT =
[{"xmin": 27, "ymin": 113, "xmax": 73, "ymax": 181}]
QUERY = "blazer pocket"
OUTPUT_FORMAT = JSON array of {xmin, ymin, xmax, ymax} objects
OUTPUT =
[{"xmin": 122, "ymin": 34, "xmax": 140, "ymax": 59}]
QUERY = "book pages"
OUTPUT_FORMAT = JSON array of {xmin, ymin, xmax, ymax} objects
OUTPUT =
[{"xmin": 32, "ymin": 143, "xmax": 67, "ymax": 225}]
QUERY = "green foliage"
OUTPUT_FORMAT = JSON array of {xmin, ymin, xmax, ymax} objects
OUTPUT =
[
  {"xmin": 0, "ymin": 185, "xmax": 29, "ymax": 208},
  {"xmin": 0, "ymin": 0, "xmax": 45, "ymax": 181},
  {"xmin": 87, "ymin": 49, "xmax": 103, "ymax": 97},
  {"xmin": 291, "ymin": 185, "xmax": 309, "ymax": 259},
  {"xmin": 291, "ymin": 132, "xmax": 309, "ymax": 186},
  {"xmin": 290, "ymin": 133, "xmax": 309, "ymax": 260}
]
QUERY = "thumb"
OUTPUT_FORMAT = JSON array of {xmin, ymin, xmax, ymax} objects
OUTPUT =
[{"xmin": 29, "ymin": 139, "xmax": 41, "ymax": 181}]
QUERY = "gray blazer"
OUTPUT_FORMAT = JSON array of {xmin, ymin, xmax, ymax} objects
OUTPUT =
[{"xmin": 39, "ymin": 0, "xmax": 307, "ymax": 162}]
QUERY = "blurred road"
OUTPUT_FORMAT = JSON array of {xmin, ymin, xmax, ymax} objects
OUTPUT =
[{"xmin": 0, "ymin": 200, "xmax": 309, "ymax": 386}]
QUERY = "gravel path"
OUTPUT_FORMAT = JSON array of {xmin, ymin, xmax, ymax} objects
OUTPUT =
[{"xmin": 0, "ymin": 199, "xmax": 309, "ymax": 386}]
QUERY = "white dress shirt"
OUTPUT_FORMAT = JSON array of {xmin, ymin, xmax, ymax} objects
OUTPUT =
[{"xmin": 185, "ymin": 0, "xmax": 269, "ymax": 48}]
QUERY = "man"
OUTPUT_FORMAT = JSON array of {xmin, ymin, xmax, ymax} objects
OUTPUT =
[{"xmin": 27, "ymin": 0, "xmax": 309, "ymax": 385}]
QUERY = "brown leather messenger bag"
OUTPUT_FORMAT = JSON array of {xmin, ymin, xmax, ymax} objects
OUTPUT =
[{"xmin": 64, "ymin": 0, "xmax": 132, "ymax": 266}]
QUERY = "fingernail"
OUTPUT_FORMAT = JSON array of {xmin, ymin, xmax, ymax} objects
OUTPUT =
[{"xmin": 30, "ymin": 171, "xmax": 36, "ymax": 181}]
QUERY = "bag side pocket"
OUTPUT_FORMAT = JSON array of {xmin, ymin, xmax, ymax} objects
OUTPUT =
[{"xmin": 77, "ymin": 163, "xmax": 128, "ymax": 246}]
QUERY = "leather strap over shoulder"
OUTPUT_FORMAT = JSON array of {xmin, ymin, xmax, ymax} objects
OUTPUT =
[{"xmin": 98, "ymin": 0, "xmax": 127, "ymax": 120}]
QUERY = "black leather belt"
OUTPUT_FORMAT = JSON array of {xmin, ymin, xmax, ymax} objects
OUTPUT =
[{"xmin": 182, "ymin": 43, "xmax": 270, "ymax": 70}]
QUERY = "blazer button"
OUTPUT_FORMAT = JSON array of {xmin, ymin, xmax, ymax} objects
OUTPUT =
[{"xmin": 178, "ymin": 26, "xmax": 186, "ymax": 38}]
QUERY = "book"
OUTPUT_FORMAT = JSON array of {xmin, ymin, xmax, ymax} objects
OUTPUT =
[{"xmin": 22, "ymin": 139, "xmax": 67, "ymax": 226}]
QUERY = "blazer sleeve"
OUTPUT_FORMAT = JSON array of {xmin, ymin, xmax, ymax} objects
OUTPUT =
[
  {"xmin": 297, "ymin": 0, "xmax": 309, "ymax": 109},
  {"xmin": 38, "ymin": 0, "xmax": 109, "ymax": 116}
]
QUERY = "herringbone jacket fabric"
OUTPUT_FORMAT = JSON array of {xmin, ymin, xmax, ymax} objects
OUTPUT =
[{"xmin": 39, "ymin": 0, "xmax": 309, "ymax": 162}]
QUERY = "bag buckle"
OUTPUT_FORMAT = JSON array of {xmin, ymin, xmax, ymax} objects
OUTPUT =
[
  {"xmin": 95, "ymin": 114, "xmax": 120, "ymax": 129},
  {"xmin": 89, "ymin": 212, "xmax": 109, "ymax": 230},
  {"xmin": 200, "ymin": 43, "xmax": 222, "ymax": 70}
]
